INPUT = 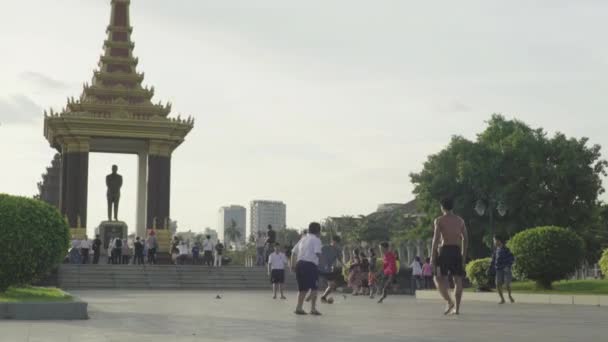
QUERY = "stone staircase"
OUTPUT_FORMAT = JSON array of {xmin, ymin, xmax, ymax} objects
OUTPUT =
[{"xmin": 57, "ymin": 265, "xmax": 297, "ymax": 290}]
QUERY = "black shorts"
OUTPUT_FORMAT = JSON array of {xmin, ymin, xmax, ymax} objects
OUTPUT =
[
  {"xmin": 271, "ymin": 269, "xmax": 285, "ymax": 284},
  {"xmin": 437, "ymin": 245, "xmax": 464, "ymax": 277},
  {"xmin": 295, "ymin": 261, "xmax": 319, "ymax": 292}
]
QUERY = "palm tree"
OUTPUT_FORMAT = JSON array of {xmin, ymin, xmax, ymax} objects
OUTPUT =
[{"xmin": 224, "ymin": 219, "xmax": 242, "ymax": 249}]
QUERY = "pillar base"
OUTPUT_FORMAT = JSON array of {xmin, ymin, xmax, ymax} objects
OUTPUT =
[
  {"xmin": 154, "ymin": 229, "xmax": 172, "ymax": 253},
  {"xmin": 70, "ymin": 228, "xmax": 87, "ymax": 240}
]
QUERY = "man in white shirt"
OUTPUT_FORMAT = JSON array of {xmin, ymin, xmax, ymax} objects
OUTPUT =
[
  {"xmin": 290, "ymin": 222, "xmax": 323, "ymax": 316},
  {"xmin": 177, "ymin": 240, "xmax": 189, "ymax": 265},
  {"xmin": 79, "ymin": 237, "xmax": 91, "ymax": 264},
  {"xmin": 202, "ymin": 235, "xmax": 214, "ymax": 267},
  {"xmin": 268, "ymin": 243, "xmax": 288, "ymax": 300}
]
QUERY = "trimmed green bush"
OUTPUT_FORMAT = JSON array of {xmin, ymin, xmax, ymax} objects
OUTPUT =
[
  {"xmin": 508, "ymin": 226, "xmax": 584, "ymax": 289},
  {"xmin": 599, "ymin": 249, "xmax": 608, "ymax": 278},
  {"xmin": 0, "ymin": 194, "xmax": 70, "ymax": 291},
  {"xmin": 465, "ymin": 258, "xmax": 492, "ymax": 290}
]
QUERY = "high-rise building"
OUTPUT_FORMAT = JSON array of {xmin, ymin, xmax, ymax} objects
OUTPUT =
[
  {"xmin": 250, "ymin": 200, "xmax": 286, "ymax": 238},
  {"xmin": 218, "ymin": 205, "xmax": 246, "ymax": 247}
]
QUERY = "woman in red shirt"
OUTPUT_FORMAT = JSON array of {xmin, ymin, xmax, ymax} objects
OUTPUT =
[{"xmin": 378, "ymin": 241, "xmax": 397, "ymax": 303}]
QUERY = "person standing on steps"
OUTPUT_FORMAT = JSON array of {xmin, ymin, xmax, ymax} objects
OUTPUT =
[
  {"xmin": 202, "ymin": 235, "xmax": 214, "ymax": 267},
  {"xmin": 134, "ymin": 237, "xmax": 145, "ymax": 265},
  {"xmin": 80, "ymin": 236, "xmax": 91, "ymax": 264},
  {"xmin": 92, "ymin": 234, "xmax": 102, "ymax": 264},
  {"xmin": 430, "ymin": 197, "xmax": 468, "ymax": 315},
  {"xmin": 490, "ymin": 235, "xmax": 515, "ymax": 304},
  {"xmin": 291, "ymin": 222, "xmax": 323, "ymax": 316},
  {"xmin": 147, "ymin": 231, "xmax": 158, "ymax": 265},
  {"xmin": 265, "ymin": 225, "xmax": 277, "ymax": 263},
  {"xmin": 214, "ymin": 240, "xmax": 224, "ymax": 267}
]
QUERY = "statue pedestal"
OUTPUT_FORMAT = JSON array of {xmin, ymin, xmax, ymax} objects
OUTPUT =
[
  {"xmin": 151, "ymin": 229, "xmax": 173, "ymax": 264},
  {"xmin": 70, "ymin": 228, "xmax": 87, "ymax": 240},
  {"xmin": 99, "ymin": 221, "xmax": 128, "ymax": 255}
]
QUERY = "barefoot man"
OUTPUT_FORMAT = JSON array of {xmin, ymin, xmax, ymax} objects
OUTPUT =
[{"xmin": 430, "ymin": 197, "xmax": 468, "ymax": 315}]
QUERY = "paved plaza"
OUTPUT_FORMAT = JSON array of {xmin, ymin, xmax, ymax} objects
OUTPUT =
[{"xmin": 1, "ymin": 290, "xmax": 607, "ymax": 342}]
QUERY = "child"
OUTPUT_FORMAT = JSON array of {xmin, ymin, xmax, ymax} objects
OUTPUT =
[
  {"xmin": 368, "ymin": 248, "xmax": 378, "ymax": 298},
  {"xmin": 490, "ymin": 235, "xmax": 515, "ymax": 304},
  {"xmin": 360, "ymin": 253, "xmax": 370, "ymax": 295},
  {"xmin": 378, "ymin": 242, "xmax": 397, "ymax": 303},
  {"xmin": 268, "ymin": 243, "xmax": 288, "ymax": 299},
  {"xmin": 348, "ymin": 250, "xmax": 362, "ymax": 295},
  {"xmin": 422, "ymin": 257, "xmax": 433, "ymax": 289},
  {"xmin": 410, "ymin": 256, "xmax": 423, "ymax": 290}
]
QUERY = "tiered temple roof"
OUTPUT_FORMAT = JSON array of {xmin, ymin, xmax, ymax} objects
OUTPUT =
[{"xmin": 44, "ymin": 0, "xmax": 193, "ymax": 151}]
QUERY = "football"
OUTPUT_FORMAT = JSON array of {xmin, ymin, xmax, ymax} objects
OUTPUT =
[{"xmin": 327, "ymin": 297, "xmax": 334, "ymax": 304}]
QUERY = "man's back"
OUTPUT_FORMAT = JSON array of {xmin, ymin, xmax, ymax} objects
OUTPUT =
[{"xmin": 436, "ymin": 213, "xmax": 465, "ymax": 246}]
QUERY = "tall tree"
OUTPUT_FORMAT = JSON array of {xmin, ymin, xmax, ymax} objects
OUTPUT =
[{"xmin": 410, "ymin": 115, "xmax": 608, "ymax": 261}]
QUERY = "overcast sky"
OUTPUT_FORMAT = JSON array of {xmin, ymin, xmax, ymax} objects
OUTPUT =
[{"xmin": 1, "ymin": 0, "xmax": 608, "ymax": 237}]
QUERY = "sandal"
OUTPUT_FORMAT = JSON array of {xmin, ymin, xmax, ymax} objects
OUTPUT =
[
  {"xmin": 310, "ymin": 310, "xmax": 322, "ymax": 316},
  {"xmin": 294, "ymin": 309, "xmax": 308, "ymax": 315}
]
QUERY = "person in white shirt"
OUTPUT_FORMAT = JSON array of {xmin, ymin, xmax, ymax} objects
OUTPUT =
[
  {"xmin": 202, "ymin": 235, "xmax": 214, "ymax": 267},
  {"xmin": 79, "ymin": 237, "xmax": 91, "ymax": 264},
  {"xmin": 177, "ymin": 240, "xmax": 189, "ymax": 265},
  {"xmin": 291, "ymin": 222, "xmax": 323, "ymax": 316},
  {"xmin": 268, "ymin": 243, "xmax": 289, "ymax": 300},
  {"xmin": 410, "ymin": 256, "xmax": 423, "ymax": 290}
]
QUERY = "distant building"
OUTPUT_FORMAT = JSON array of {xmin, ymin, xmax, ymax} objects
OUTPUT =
[
  {"xmin": 218, "ymin": 205, "xmax": 246, "ymax": 247},
  {"xmin": 250, "ymin": 200, "xmax": 286, "ymax": 237}
]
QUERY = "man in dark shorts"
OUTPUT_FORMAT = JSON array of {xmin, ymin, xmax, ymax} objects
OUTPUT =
[
  {"xmin": 317, "ymin": 235, "xmax": 343, "ymax": 303},
  {"xmin": 430, "ymin": 197, "xmax": 468, "ymax": 315},
  {"xmin": 291, "ymin": 222, "xmax": 323, "ymax": 315}
]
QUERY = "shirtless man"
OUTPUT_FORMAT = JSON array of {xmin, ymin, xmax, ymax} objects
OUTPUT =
[{"xmin": 430, "ymin": 197, "xmax": 468, "ymax": 315}]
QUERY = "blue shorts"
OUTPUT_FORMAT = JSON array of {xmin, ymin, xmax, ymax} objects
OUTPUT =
[{"xmin": 296, "ymin": 261, "xmax": 319, "ymax": 292}]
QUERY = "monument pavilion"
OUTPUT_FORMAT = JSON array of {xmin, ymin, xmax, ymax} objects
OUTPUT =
[{"xmin": 43, "ymin": 0, "xmax": 193, "ymax": 252}]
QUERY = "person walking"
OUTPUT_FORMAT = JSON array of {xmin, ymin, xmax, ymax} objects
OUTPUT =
[
  {"xmin": 214, "ymin": 240, "xmax": 224, "ymax": 267},
  {"xmin": 410, "ymin": 256, "xmax": 423, "ymax": 290},
  {"xmin": 202, "ymin": 235, "xmax": 214, "ymax": 266},
  {"xmin": 490, "ymin": 235, "xmax": 515, "ymax": 304},
  {"xmin": 377, "ymin": 242, "xmax": 397, "ymax": 303},
  {"xmin": 317, "ymin": 235, "xmax": 343, "ymax": 303},
  {"xmin": 291, "ymin": 222, "xmax": 323, "ymax": 316},
  {"xmin": 92, "ymin": 234, "xmax": 102, "ymax": 264},
  {"xmin": 133, "ymin": 237, "xmax": 145, "ymax": 265},
  {"xmin": 430, "ymin": 197, "xmax": 469, "ymax": 315},
  {"xmin": 147, "ymin": 231, "xmax": 158, "ymax": 264}
]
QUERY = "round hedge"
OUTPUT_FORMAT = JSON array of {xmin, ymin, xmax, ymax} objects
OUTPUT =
[
  {"xmin": 507, "ymin": 226, "xmax": 584, "ymax": 289},
  {"xmin": 0, "ymin": 194, "xmax": 70, "ymax": 291},
  {"xmin": 599, "ymin": 249, "xmax": 608, "ymax": 278},
  {"xmin": 465, "ymin": 258, "xmax": 492, "ymax": 290}
]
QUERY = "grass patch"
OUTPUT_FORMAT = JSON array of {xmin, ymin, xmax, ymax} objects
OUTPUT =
[{"xmin": 0, "ymin": 287, "xmax": 73, "ymax": 303}]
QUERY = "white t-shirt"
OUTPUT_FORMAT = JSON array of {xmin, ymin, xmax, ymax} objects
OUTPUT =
[
  {"xmin": 203, "ymin": 240, "xmax": 214, "ymax": 252},
  {"xmin": 268, "ymin": 252, "xmax": 288, "ymax": 270},
  {"xmin": 292, "ymin": 235, "xmax": 322, "ymax": 265},
  {"xmin": 178, "ymin": 244, "xmax": 189, "ymax": 256},
  {"xmin": 410, "ymin": 261, "xmax": 422, "ymax": 276}
]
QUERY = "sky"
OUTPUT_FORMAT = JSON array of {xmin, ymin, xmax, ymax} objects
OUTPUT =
[{"xmin": 1, "ymin": 0, "xmax": 608, "ymax": 237}]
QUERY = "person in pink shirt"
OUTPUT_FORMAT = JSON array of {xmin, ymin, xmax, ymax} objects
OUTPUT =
[
  {"xmin": 378, "ymin": 242, "xmax": 397, "ymax": 303},
  {"xmin": 422, "ymin": 257, "xmax": 433, "ymax": 289}
]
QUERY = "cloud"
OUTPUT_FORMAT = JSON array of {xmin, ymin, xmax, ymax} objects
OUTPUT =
[
  {"xmin": 0, "ymin": 95, "xmax": 42, "ymax": 125},
  {"xmin": 19, "ymin": 71, "xmax": 69, "ymax": 90}
]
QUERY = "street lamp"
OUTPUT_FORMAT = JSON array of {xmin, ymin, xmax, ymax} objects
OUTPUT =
[{"xmin": 474, "ymin": 198, "xmax": 508, "ymax": 252}]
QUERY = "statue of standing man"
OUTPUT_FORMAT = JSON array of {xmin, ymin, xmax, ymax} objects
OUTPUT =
[{"xmin": 106, "ymin": 165, "xmax": 123, "ymax": 221}]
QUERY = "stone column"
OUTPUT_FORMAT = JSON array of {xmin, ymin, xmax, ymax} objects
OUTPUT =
[
  {"xmin": 405, "ymin": 242, "xmax": 414, "ymax": 265},
  {"xmin": 416, "ymin": 239, "xmax": 424, "ymax": 259},
  {"xmin": 136, "ymin": 152, "xmax": 148, "ymax": 239},
  {"xmin": 427, "ymin": 239, "xmax": 433, "ymax": 259},
  {"xmin": 146, "ymin": 141, "xmax": 172, "ymax": 230},
  {"xmin": 59, "ymin": 137, "xmax": 90, "ymax": 229}
]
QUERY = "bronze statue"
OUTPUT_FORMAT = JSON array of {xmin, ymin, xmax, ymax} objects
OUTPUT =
[{"xmin": 106, "ymin": 165, "xmax": 123, "ymax": 221}]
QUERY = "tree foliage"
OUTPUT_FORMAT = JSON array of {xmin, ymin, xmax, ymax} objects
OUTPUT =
[
  {"xmin": 508, "ymin": 226, "xmax": 584, "ymax": 289},
  {"xmin": 465, "ymin": 258, "xmax": 492, "ymax": 290},
  {"xmin": 0, "ymin": 194, "xmax": 70, "ymax": 291},
  {"xmin": 410, "ymin": 115, "xmax": 608, "ymax": 260}
]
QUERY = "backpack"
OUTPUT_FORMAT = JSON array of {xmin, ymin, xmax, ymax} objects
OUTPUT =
[{"xmin": 115, "ymin": 238, "xmax": 123, "ymax": 248}]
